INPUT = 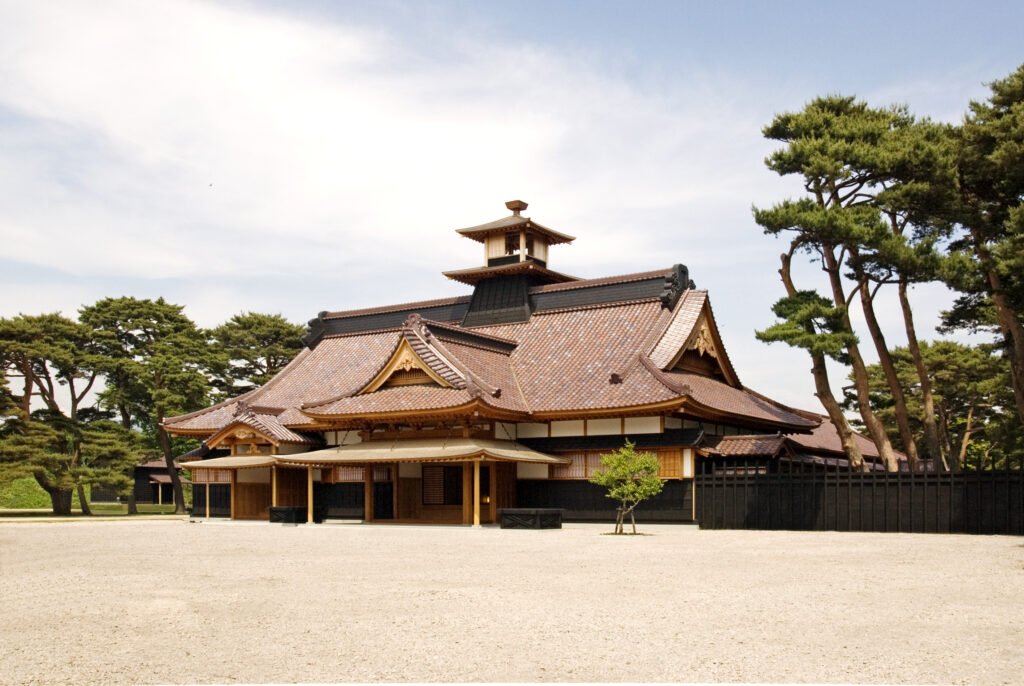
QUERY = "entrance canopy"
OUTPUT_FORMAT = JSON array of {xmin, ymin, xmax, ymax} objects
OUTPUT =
[
  {"xmin": 180, "ymin": 455, "xmax": 277, "ymax": 470},
  {"xmin": 276, "ymin": 438, "xmax": 569, "ymax": 466}
]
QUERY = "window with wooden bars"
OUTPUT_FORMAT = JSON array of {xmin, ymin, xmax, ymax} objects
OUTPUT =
[
  {"xmin": 549, "ymin": 448, "xmax": 684, "ymax": 479},
  {"xmin": 421, "ymin": 465, "xmax": 462, "ymax": 505},
  {"xmin": 332, "ymin": 466, "xmax": 365, "ymax": 482}
]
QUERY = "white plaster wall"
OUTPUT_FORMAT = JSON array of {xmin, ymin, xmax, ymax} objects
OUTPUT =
[
  {"xmin": 550, "ymin": 420, "xmax": 585, "ymax": 437},
  {"xmin": 586, "ymin": 418, "xmax": 621, "ymax": 435},
  {"xmin": 624, "ymin": 416, "xmax": 661, "ymax": 434},
  {"xmin": 682, "ymin": 449, "xmax": 694, "ymax": 478},
  {"xmin": 495, "ymin": 422, "xmax": 517, "ymax": 440},
  {"xmin": 517, "ymin": 463, "xmax": 548, "ymax": 479},
  {"xmin": 398, "ymin": 462, "xmax": 422, "ymax": 478},
  {"xmin": 516, "ymin": 422, "xmax": 548, "ymax": 438},
  {"xmin": 237, "ymin": 468, "xmax": 270, "ymax": 484}
]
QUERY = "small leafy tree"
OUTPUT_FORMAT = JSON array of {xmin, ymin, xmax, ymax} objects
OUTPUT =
[{"xmin": 589, "ymin": 440, "xmax": 664, "ymax": 534}]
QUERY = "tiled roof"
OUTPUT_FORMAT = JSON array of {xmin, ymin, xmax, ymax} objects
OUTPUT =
[
  {"xmin": 474, "ymin": 300, "xmax": 680, "ymax": 413},
  {"xmin": 529, "ymin": 268, "xmax": 673, "ymax": 294},
  {"xmin": 442, "ymin": 261, "xmax": 578, "ymax": 286},
  {"xmin": 456, "ymin": 214, "xmax": 575, "ymax": 245},
  {"xmin": 138, "ymin": 458, "xmax": 183, "ymax": 469},
  {"xmin": 166, "ymin": 265, "xmax": 819, "ymax": 437},
  {"xmin": 787, "ymin": 417, "xmax": 886, "ymax": 459},
  {"xmin": 649, "ymin": 290, "xmax": 705, "ymax": 368},
  {"xmin": 703, "ymin": 434, "xmax": 789, "ymax": 457},
  {"xmin": 324, "ymin": 296, "xmax": 470, "ymax": 321},
  {"xmin": 304, "ymin": 385, "xmax": 475, "ymax": 416},
  {"xmin": 666, "ymin": 371, "xmax": 819, "ymax": 430}
]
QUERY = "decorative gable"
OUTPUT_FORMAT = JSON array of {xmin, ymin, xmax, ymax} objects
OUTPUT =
[
  {"xmin": 359, "ymin": 338, "xmax": 458, "ymax": 394},
  {"xmin": 649, "ymin": 291, "xmax": 740, "ymax": 387}
]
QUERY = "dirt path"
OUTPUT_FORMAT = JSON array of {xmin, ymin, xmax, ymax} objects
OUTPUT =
[{"xmin": 1, "ymin": 520, "xmax": 1021, "ymax": 685}]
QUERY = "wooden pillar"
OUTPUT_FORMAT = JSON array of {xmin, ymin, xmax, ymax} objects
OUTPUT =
[
  {"xmin": 473, "ymin": 460, "xmax": 481, "ymax": 526},
  {"xmin": 364, "ymin": 465, "xmax": 374, "ymax": 522},
  {"xmin": 307, "ymin": 466, "xmax": 314, "ymax": 524},
  {"xmin": 489, "ymin": 462, "xmax": 497, "ymax": 523},
  {"xmin": 462, "ymin": 462, "xmax": 473, "ymax": 524},
  {"xmin": 204, "ymin": 479, "xmax": 210, "ymax": 519},
  {"xmin": 392, "ymin": 462, "xmax": 399, "ymax": 520},
  {"xmin": 271, "ymin": 466, "xmax": 278, "ymax": 507},
  {"xmin": 157, "ymin": 484, "xmax": 162, "ymax": 505},
  {"xmin": 519, "ymin": 230, "xmax": 526, "ymax": 261},
  {"xmin": 230, "ymin": 470, "xmax": 237, "ymax": 520}
]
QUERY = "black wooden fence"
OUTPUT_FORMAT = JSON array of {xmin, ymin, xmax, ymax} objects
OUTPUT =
[{"xmin": 695, "ymin": 460, "xmax": 1024, "ymax": 534}]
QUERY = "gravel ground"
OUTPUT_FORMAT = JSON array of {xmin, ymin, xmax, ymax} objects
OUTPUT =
[{"xmin": 1, "ymin": 519, "xmax": 1022, "ymax": 685}]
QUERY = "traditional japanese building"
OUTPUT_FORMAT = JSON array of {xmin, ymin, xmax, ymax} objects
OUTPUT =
[{"xmin": 169, "ymin": 200, "xmax": 881, "ymax": 524}]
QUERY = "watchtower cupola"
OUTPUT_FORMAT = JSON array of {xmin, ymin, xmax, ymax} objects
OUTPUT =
[
  {"xmin": 442, "ymin": 199, "xmax": 577, "ymax": 287},
  {"xmin": 443, "ymin": 199, "xmax": 579, "ymax": 327}
]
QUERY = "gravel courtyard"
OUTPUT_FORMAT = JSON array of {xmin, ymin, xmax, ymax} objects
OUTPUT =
[{"xmin": 1, "ymin": 520, "xmax": 1022, "ymax": 685}]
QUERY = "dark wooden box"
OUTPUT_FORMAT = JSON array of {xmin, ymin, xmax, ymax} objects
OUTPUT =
[
  {"xmin": 499, "ymin": 508, "xmax": 563, "ymax": 529},
  {"xmin": 269, "ymin": 505, "xmax": 328, "ymax": 524}
]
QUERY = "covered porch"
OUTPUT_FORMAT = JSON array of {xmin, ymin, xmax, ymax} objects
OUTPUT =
[{"xmin": 184, "ymin": 438, "xmax": 568, "ymax": 525}]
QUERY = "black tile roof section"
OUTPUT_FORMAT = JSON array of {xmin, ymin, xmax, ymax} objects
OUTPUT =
[
  {"xmin": 301, "ymin": 264, "xmax": 691, "ymax": 347},
  {"xmin": 518, "ymin": 428, "xmax": 703, "ymax": 452},
  {"xmin": 462, "ymin": 274, "xmax": 534, "ymax": 327},
  {"xmin": 302, "ymin": 298, "xmax": 472, "ymax": 348},
  {"xmin": 531, "ymin": 273, "xmax": 666, "ymax": 311}
]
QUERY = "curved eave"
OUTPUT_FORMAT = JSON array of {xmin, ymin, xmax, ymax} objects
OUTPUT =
[
  {"xmin": 181, "ymin": 456, "xmax": 277, "ymax": 470},
  {"xmin": 442, "ymin": 261, "xmax": 579, "ymax": 286},
  {"xmin": 165, "ymin": 426, "xmax": 220, "ymax": 438},
  {"xmin": 456, "ymin": 218, "xmax": 576, "ymax": 246},
  {"xmin": 277, "ymin": 438, "xmax": 570, "ymax": 467},
  {"xmin": 529, "ymin": 398, "xmax": 686, "ymax": 421},
  {"xmin": 299, "ymin": 399, "xmax": 531, "ymax": 423},
  {"xmin": 678, "ymin": 398, "xmax": 817, "ymax": 434}
]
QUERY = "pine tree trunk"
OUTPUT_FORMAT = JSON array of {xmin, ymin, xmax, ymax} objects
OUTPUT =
[
  {"xmin": 629, "ymin": 508, "xmax": 636, "ymax": 535},
  {"xmin": 956, "ymin": 405, "xmax": 975, "ymax": 471},
  {"xmin": 898, "ymin": 279, "xmax": 945, "ymax": 469},
  {"xmin": 77, "ymin": 484, "xmax": 92, "ymax": 516},
  {"xmin": 118, "ymin": 403, "xmax": 139, "ymax": 514},
  {"xmin": 157, "ymin": 420, "xmax": 186, "ymax": 515},
  {"xmin": 973, "ymin": 236, "xmax": 1024, "ymax": 425},
  {"xmin": 857, "ymin": 274, "xmax": 919, "ymax": 469},
  {"xmin": 822, "ymin": 248, "xmax": 900, "ymax": 471},
  {"xmin": 988, "ymin": 286, "xmax": 1024, "ymax": 426},
  {"xmin": 49, "ymin": 488, "xmax": 72, "ymax": 515},
  {"xmin": 779, "ymin": 250, "xmax": 865, "ymax": 469}
]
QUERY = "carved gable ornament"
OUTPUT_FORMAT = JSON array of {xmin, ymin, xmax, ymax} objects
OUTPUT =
[
  {"xmin": 687, "ymin": 319, "xmax": 718, "ymax": 359},
  {"xmin": 359, "ymin": 338, "xmax": 455, "ymax": 394}
]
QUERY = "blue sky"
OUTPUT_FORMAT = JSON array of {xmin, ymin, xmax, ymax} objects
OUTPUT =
[{"xmin": 0, "ymin": 0, "xmax": 1021, "ymax": 410}]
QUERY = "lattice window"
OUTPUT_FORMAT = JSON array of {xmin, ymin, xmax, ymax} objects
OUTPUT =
[
  {"xmin": 657, "ymin": 449, "xmax": 682, "ymax": 478},
  {"xmin": 333, "ymin": 466, "xmax": 365, "ymax": 482},
  {"xmin": 550, "ymin": 452, "xmax": 587, "ymax": 479},
  {"xmin": 210, "ymin": 469, "xmax": 232, "ymax": 483},
  {"xmin": 422, "ymin": 466, "xmax": 444, "ymax": 504}
]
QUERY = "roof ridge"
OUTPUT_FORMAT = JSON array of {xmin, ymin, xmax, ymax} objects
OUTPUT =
[
  {"xmin": 531, "ymin": 297, "xmax": 661, "ymax": 317},
  {"xmin": 529, "ymin": 268, "xmax": 673, "ymax": 294},
  {"xmin": 324, "ymin": 295, "xmax": 472, "ymax": 321},
  {"xmin": 419, "ymin": 317, "xmax": 519, "ymax": 347},
  {"xmin": 163, "ymin": 387, "xmax": 260, "ymax": 426},
  {"xmin": 404, "ymin": 318, "xmax": 467, "ymax": 390}
]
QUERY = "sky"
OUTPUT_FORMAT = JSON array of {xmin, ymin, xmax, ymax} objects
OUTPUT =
[{"xmin": 0, "ymin": 0, "xmax": 1022, "ymax": 412}]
